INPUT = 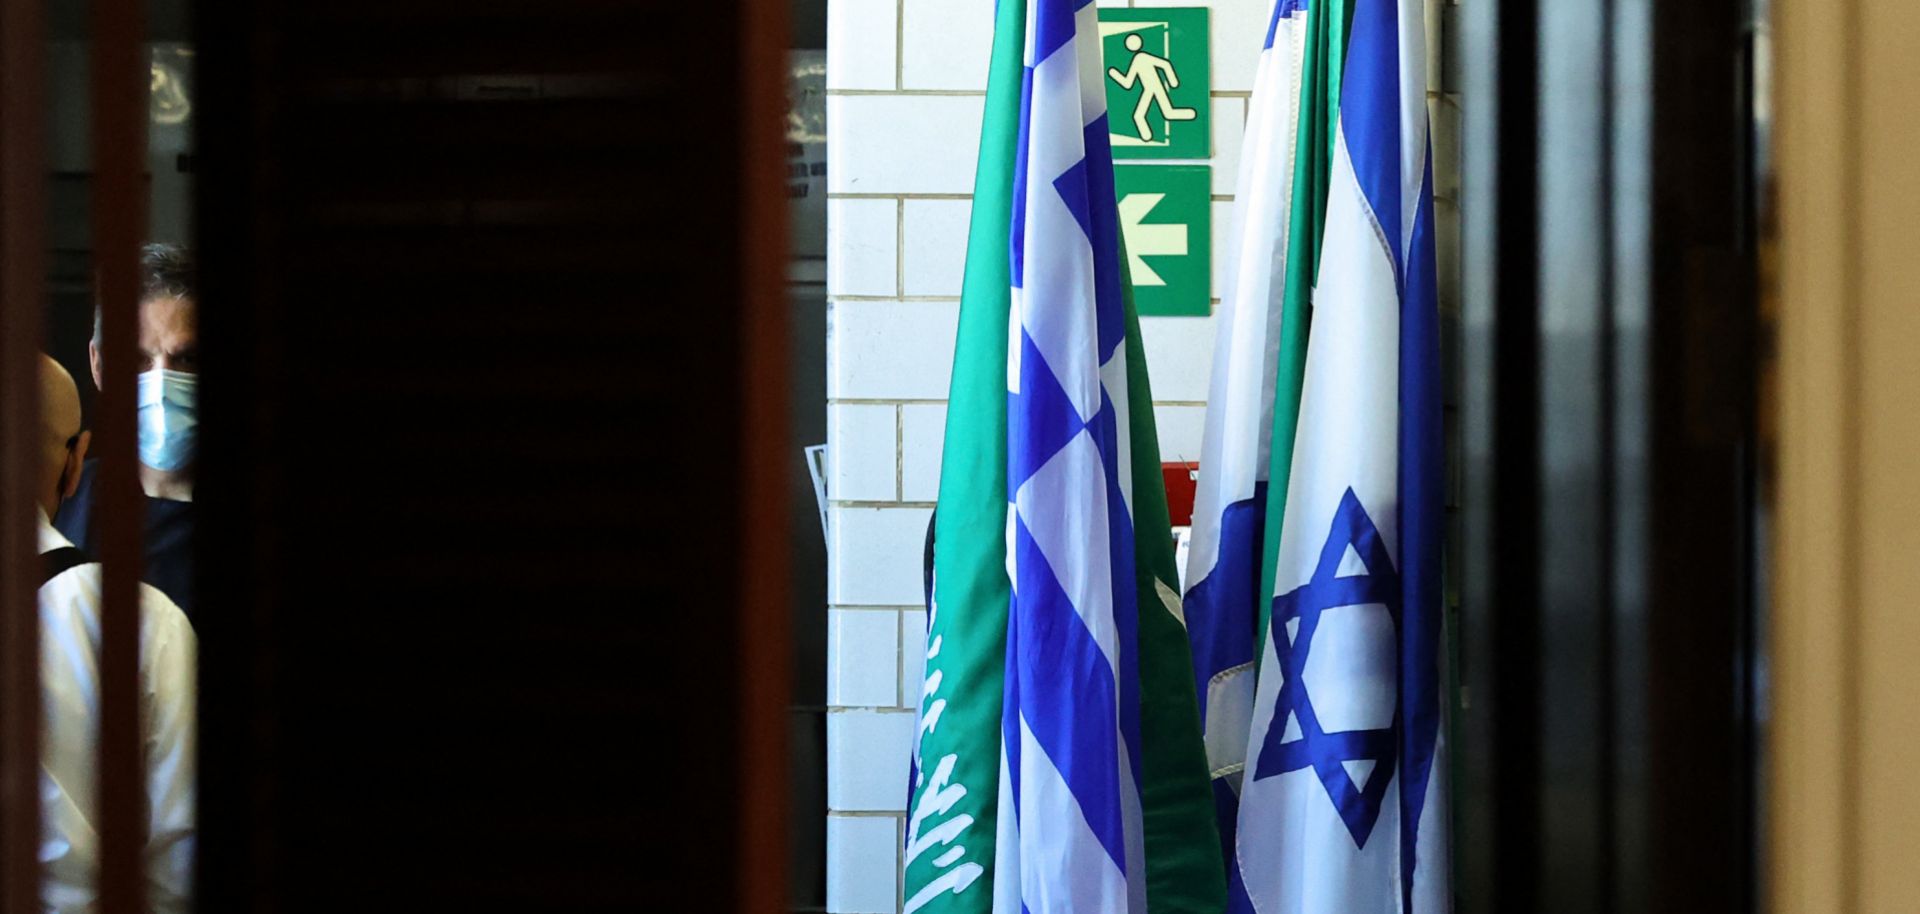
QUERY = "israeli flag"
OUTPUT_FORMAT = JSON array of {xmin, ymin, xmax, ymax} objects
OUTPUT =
[
  {"xmin": 1233, "ymin": 0, "xmax": 1450, "ymax": 910},
  {"xmin": 994, "ymin": 0, "xmax": 1146, "ymax": 911},
  {"xmin": 1183, "ymin": 0, "xmax": 1313, "ymax": 861}
]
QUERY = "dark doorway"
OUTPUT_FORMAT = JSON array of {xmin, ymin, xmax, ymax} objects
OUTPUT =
[{"xmin": 192, "ymin": 2, "xmax": 792, "ymax": 910}]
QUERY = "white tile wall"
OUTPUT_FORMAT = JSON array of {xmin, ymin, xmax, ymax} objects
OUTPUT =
[
  {"xmin": 828, "ymin": 609, "xmax": 902, "ymax": 707},
  {"xmin": 902, "ymin": 199, "xmax": 972, "ymax": 297},
  {"xmin": 829, "ymin": 506, "xmax": 934, "ymax": 606},
  {"xmin": 827, "ymin": 0, "xmax": 899, "ymax": 90},
  {"xmin": 899, "ymin": 404, "xmax": 947, "ymax": 502},
  {"xmin": 829, "ymin": 198, "xmax": 901, "ymax": 297},
  {"xmin": 900, "ymin": 608, "xmax": 929, "ymax": 713},
  {"xmin": 1141, "ymin": 314, "xmax": 1219, "ymax": 403},
  {"xmin": 828, "ymin": 709, "xmax": 917, "ymax": 811},
  {"xmin": 901, "ymin": 0, "xmax": 995, "ymax": 91},
  {"xmin": 826, "ymin": 815, "xmax": 901, "ymax": 913},
  {"xmin": 829, "ymin": 95, "xmax": 986, "ymax": 195},
  {"xmin": 828, "ymin": 301, "xmax": 959, "ymax": 401},
  {"xmin": 1209, "ymin": 95, "xmax": 1247, "ymax": 194},
  {"xmin": 1153, "ymin": 404, "xmax": 1209, "ymax": 466},
  {"xmin": 1211, "ymin": 198, "xmax": 1233, "ymax": 295},
  {"xmin": 830, "ymin": 403, "xmax": 899, "ymax": 503}
]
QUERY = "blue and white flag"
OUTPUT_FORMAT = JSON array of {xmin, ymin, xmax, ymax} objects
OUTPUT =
[
  {"xmin": 994, "ymin": 0, "xmax": 1146, "ymax": 911},
  {"xmin": 1183, "ymin": 0, "xmax": 1313, "ymax": 863},
  {"xmin": 1233, "ymin": 0, "xmax": 1449, "ymax": 909}
]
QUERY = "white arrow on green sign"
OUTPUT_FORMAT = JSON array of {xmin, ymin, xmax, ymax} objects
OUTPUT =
[
  {"xmin": 1115, "ymin": 164, "xmax": 1212, "ymax": 317},
  {"xmin": 1120, "ymin": 192, "xmax": 1190, "ymax": 287}
]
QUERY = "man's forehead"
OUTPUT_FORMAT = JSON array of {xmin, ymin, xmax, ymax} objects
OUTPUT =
[
  {"xmin": 140, "ymin": 294, "xmax": 195, "ymax": 314},
  {"xmin": 138, "ymin": 295, "xmax": 197, "ymax": 330}
]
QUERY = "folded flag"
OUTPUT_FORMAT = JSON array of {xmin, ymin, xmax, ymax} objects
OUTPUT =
[
  {"xmin": 1181, "ymin": 0, "xmax": 1315, "ymax": 872},
  {"xmin": 1233, "ymin": 0, "xmax": 1450, "ymax": 909},
  {"xmin": 907, "ymin": 1, "xmax": 1223, "ymax": 911}
]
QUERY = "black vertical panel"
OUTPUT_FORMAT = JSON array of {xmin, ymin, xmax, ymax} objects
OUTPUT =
[
  {"xmin": 1643, "ymin": 0, "xmax": 1761, "ymax": 910},
  {"xmin": 1456, "ymin": 0, "xmax": 1539, "ymax": 905},
  {"xmin": 1458, "ymin": 0, "xmax": 1759, "ymax": 910},
  {"xmin": 1534, "ymin": 0, "xmax": 1616, "ymax": 907},
  {"xmin": 194, "ymin": 3, "xmax": 778, "ymax": 910}
]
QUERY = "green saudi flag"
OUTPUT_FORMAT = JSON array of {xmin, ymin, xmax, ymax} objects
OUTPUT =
[
  {"xmin": 903, "ymin": 0, "xmax": 1225, "ymax": 909},
  {"xmin": 1257, "ymin": 0, "xmax": 1351, "ymax": 635},
  {"xmin": 900, "ymin": 0, "xmax": 1023, "ymax": 909}
]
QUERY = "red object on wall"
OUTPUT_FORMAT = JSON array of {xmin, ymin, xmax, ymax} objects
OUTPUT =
[{"xmin": 1163, "ymin": 462, "xmax": 1199, "ymax": 527}]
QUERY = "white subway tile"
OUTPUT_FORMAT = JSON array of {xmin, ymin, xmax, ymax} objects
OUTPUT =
[
  {"xmin": 900, "ymin": 608, "xmax": 929, "ymax": 712},
  {"xmin": 1212, "ymin": 199, "xmax": 1231, "ymax": 298},
  {"xmin": 830, "ymin": 198, "xmax": 900, "ymax": 298},
  {"xmin": 830, "ymin": 95, "xmax": 986, "ymax": 195},
  {"xmin": 828, "ymin": 709, "xmax": 917, "ymax": 812},
  {"xmin": 1132, "ymin": 0, "xmax": 1268, "ymax": 93},
  {"xmin": 828, "ymin": 301, "xmax": 959, "ymax": 401},
  {"xmin": 827, "ymin": 814, "xmax": 901, "ymax": 913},
  {"xmin": 1153, "ymin": 403, "xmax": 1208, "ymax": 466},
  {"xmin": 828, "ymin": 0, "xmax": 898, "ymax": 91},
  {"xmin": 829, "ymin": 609, "xmax": 902, "ymax": 708},
  {"xmin": 902, "ymin": 0, "xmax": 995, "ymax": 91},
  {"xmin": 830, "ymin": 505, "xmax": 935, "ymax": 606},
  {"xmin": 902, "ymin": 199, "xmax": 973, "ymax": 297},
  {"xmin": 1211, "ymin": 96, "xmax": 1246, "ymax": 195},
  {"xmin": 1140, "ymin": 314, "xmax": 1218, "ymax": 403},
  {"xmin": 830, "ymin": 403, "xmax": 899, "ymax": 503},
  {"xmin": 899, "ymin": 404, "xmax": 948, "ymax": 503}
]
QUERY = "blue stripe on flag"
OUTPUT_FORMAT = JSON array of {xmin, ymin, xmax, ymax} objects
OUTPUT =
[
  {"xmin": 1030, "ymin": 0, "xmax": 1081, "ymax": 66},
  {"xmin": 1011, "ymin": 65, "xmax": 1037, "ymax": 290},
  {"xmin": 1003, "ymin": 597, "xmax": 1024, "ymax": 823},
  {"xmin": 1341, "ymin": 0, "xmax": 1405, "ymax": 284},
  {"xmin": 1011, "ymin": 331, "xmax": 1092, "ymax": 488},
  {"xmin": 1011, "ymin": 514, "xmax": 1131, "ymax": 872},
  {"xmin": 1396, "ymin": 143, "xmax": 1443, "ymax": 913},
  {"xmin": 1052, "ymin": 158, "xmax": 1096, "ymax": 243},
  {"xmin": 1226, "ymin": 844, "xmax": 1254, "ymax": 914},
  {"xmin": 1183, "ymin": 488, "xmax": 1265, "ymax": 724},
  {"xmin": 1082, "ymin": 118, "xmax": 1127, "ymax": 362}
]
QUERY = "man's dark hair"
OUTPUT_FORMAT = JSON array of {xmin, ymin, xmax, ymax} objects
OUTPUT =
[{"xmin": 93, "ymin": 242, "xmax": 195, "ymax": 344}]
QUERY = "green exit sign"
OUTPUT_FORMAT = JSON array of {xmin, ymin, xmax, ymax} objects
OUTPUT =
[{"xmin": 1100, "ymin": 8, "xmax": 1211, "ymax": 160}]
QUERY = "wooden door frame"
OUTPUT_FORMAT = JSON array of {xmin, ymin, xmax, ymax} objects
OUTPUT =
[
  {"xmin": 0, "ymin": 1, "xmax": 49, "ymax": 906},
  {"xmin": 737, "ymin": 0, "xmax": 793, "ymax": 910}
]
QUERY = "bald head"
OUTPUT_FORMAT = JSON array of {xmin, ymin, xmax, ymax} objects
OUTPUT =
[{"xmin": 38, "ymin": 356, "xmax": 88, "ymax": 516}]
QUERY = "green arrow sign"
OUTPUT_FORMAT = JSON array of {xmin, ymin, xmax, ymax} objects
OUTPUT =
[
  {"xmin": 1100, "ymin": 8, "xmax": 1211, "ymax": 160},
  {"xmin": 1116, "ymin": 164, "xmax": 1211, "ymax": 317}
]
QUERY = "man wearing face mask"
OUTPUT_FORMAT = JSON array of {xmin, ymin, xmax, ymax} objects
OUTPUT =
[
  {"xmin": 35, "ymin": 354, "xmax": 196, "ymax": 914},
  {"xmin": 55, "ymin": 242, "xmax": 199, "ymax": 621}
]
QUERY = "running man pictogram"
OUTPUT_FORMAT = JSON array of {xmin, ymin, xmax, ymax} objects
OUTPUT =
[{"xmin": 1106, "ymin": 33, "xmax": 1199, "ymax": 142}]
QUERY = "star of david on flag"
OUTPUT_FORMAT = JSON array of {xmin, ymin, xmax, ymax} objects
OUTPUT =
[
  {"xmin": 1253, "ymin": 488, "xmax": 1400, "ymax": 850},
  {"xmin": 1229, "ymin": 0, "xmax": 1450, "ymax": 910}
]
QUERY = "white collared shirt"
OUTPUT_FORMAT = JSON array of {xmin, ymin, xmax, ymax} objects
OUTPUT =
[{"xmin": 36, "ymin": 509, "xmax": 195, "ymax": 914}]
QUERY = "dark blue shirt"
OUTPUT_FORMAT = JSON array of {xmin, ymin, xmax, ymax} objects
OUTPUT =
[{"xmin": 52, "ymin": 460, "xmax": 196, "ymax": 624}]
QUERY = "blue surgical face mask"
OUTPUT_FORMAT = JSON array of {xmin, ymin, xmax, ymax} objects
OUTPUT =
[{"xmin": 137, "ymin": 369, "xmax": 198, "ymax": 472}]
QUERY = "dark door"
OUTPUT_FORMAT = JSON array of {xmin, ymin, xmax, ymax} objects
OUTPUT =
[{"xmin": 193, "ymin": 3, "xmax": 791, "ymax": 910}]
